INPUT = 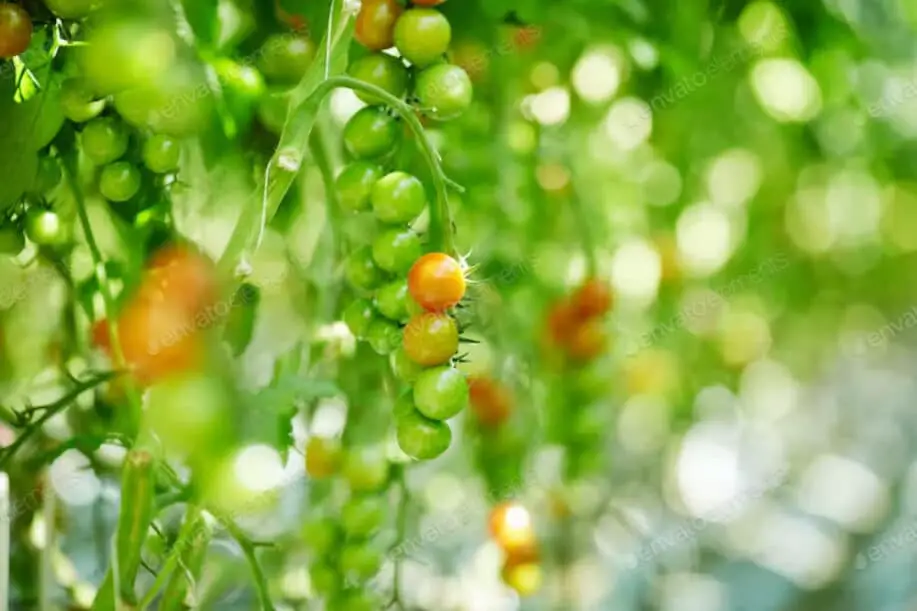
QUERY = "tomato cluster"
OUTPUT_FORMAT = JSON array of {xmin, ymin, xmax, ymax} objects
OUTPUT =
[
  {"xmin": 544, "ymin": 278, "xmax": 614, "ymax": 362},
  {"xmin": 340, "ymin": 0, "xmax": 473, "ymax": 462},
  {"xmin": 302, "ymin": 444, "xmax": 390, "ymax": 610}
]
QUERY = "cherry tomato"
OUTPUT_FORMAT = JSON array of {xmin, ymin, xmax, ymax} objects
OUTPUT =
[
  {"xmin": 347, "ymin": 53, "xmax": 408, "ymax": 104},
  {"xmin": 412, "ymin": 365, "xmax": 467, "ymax": 420},
  {"xmin": 143, "ymin": 245, "xmax": 219, "ymax": 317},
  {"xmin": 302, "ymin": 517, "xmax": 341, "ymax": 556},
  {"xmin": 468, "ymin": 376, "xmax": 512, "ymax": 427},
  {"xmin": 25, "ymin": 209, "xmax": 66, "ymax": 247},
  {"xmin": 415, "ymin": 63, "xmax": 473, "ymax": 121},
  {"xmin": 371, "ymin": 171, "xmax": 426, "ymax": 224},
  {"xmin": 0, "ymin": 4, "xmax": 31, "ymax": 59},
  {"xmin": 257, "ymin": 33, "xmax": 315, "ymax": 85},
  {"xmin": 390, "ymin": 346, "xmax": 424, "ymax": 383},
  {"xmin": 345, "ymin": 246, "xmax": 384, "ymax": 291},
  {"xmin": 396, "ymin": 407, "xmax": 452, "ymax": 459},
  {"xmin": 374, "ymin": 279, "xmax": 413, "ymax": 321},
  {"xmin": 394, "ymin": 8, "xmax": 451, "ymax": 68},
  {"xmin": 489, "ymin": 502, "xmax": 536, "ymax": 552},
  {"xmin": 99, "ymin": 161, "xmax": 141, "ymax": 203},
  {"xmin": 342, "ymin": 447, "xmax": 390, "ymax": 492},
  {"xmin": 43, "ymin": 0, "xmax": 94, "ymax": 19},
  {"xmin": 343, "ymin": 298, "xmax": 375, "ymax": 338},
  {"xmin": 343, "ymin": 106, "xmax": 400, "ymax": 159},
  {"xmin": 305, "ymin": 436, "xmax": 343, "ymax": 479},
  {"xmin": 335, "ymin": 161, "xmax": 383, "ymax": 212},
  {"xmin": 340, "ymin": 495, "xmax": 386, "ymax": 537},
  {"xmin": 545, "ymin": 301, "xmax": 577, "ymax": 346},
  {"xmin": 571, "ymin": 278, "xmax": 613, "ymax": 318},
  {"xmin": 403, "ymin": 312, "xmax": 458, "ymax": 366},
  {"xmin": 566, "ymin": 317, "xmax": 607, "ymax": 361},
  {"xmin": 366, "ymin": 318, "xmax": 401, "ymax": 355},
  {"xmin": 309, "ymin": 562, "xmax": 341, "ymax": 597},
  {"xmin": 142, "ymin": 134, "xmax": 181, "ymax": 174},
  {"xmin": 354, "ymin": 0, "xmax": 402, "ymax": 51},
  {"xmin": 0, "ymin": 227, "xmax": 24, "ymax": 255},
  {"xmin": 501, "ymin": 561, "xmax": 542, "ymax": 597},
  {"xmin": 451, "ymin": 40, "xmax": 489, "ymax": 82},
  {"xmin": 60, "ymin": 78, "xmax": 105, "ymax": 123},
  {"xmin": 112, "ymin": 89, "xmax": 155, "ymax": 128},
  {"xmin": 371, "ymin": 227, "xmax": 423, "ymax": 273},
  {"xmin": 338, "ymin": 543, "xmax": 383, "ymax": 580},
  {"xmin": 407, "ymin": 252, "xmax": 465, "ymax": 311},
  {"xmin": 212, "ymin": 58, "xmax": 265, "ymax": 128},
  {"xmin": 81, "ymin": 117, "xmax": 129, "ymax": 165}
]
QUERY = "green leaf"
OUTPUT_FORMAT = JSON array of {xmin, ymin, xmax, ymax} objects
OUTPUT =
[{"xmin": 182, "ymin": 0, "xmax": 221, "ymax": 47}]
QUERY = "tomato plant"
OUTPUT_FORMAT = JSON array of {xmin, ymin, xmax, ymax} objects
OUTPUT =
[{"xmin": 0, "ymin": 4, "xmax": 31, "ymax": 59}]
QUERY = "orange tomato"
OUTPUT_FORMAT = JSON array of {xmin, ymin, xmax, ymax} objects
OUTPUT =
[
  {"xmin": 468, "ymin": 376, "xmax": 512, "ymax": 427},
  {"xmin": 354, "ymin": 0, "xmax": 402, "ymax": 51},
  {"xmin": 566, "ymin": 316, "xmax": 607, "ymax": 362},
  {"xmin": 570, "ymin": 278, "xmax": 613, "ymax": 319},
  {"xmin": 407, "ymin": 253, "xmax": 465, "ymax": 311},
  {"xmin": 489, "ymin": 502, "xmax": 536, "ymax": 553}
]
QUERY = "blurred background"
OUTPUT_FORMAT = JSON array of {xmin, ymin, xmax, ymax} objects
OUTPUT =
[{"xmin": 3, "ymin": 0, "xmax": 917, "ymax": 609}]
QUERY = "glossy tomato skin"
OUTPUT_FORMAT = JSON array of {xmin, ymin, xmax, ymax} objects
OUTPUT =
[
  {"xmin": 99, "ymin": 161, "xmax": 141, "ymax": 202},
  {"xmin": 81, "ymin": 117, "xmax": 129, "ymax": 165},
  {"xmin": 390, "ymin": 346, "xmax": 424, "ymax": 383},
  {"xmin": 415, "ymin": 63, "xmax": 473, "ymax": 121},
  {"xmin": 403, "ymin": 312, "xmax": 458, "ymax": 366},
  {"xmin": 0, "ymin": 4, "xmax": 32, "ymax": 58},
  {"xmin": 348, "ymin": 53, "xmax": 409, "ymax": 104},
  {"xmin": 571, "ymin": 279, "xmax": 613, "ymax": 318},
  {"xmin": 394, "ymin": 8, "xmax": 451, "ymax": 68},
  {"xmin": 335, "ymin": 161, "xmax": 384, "ymax": 212},
  {"xmin": 412, "ymin": 365, "xmax": 468, "ymax": 420},
  {"xmin": 371, "ymin": 171, "xmax": 426, "ymax": 224},
  {"xmin": 396, "ymin": 408, "xmax": 452, "ymax": 460},
  {"xmin": 343, "ymin": 106, "xmax": 400, "ymax": 160},
  {"xmin": 366, "ymin": 318, "xmax": 402, "ymax": 355},
  {"xmin": 142, "ymin": 134, "xmax": 181, "ymax": 174},
  {"xmin": 468, "ymin": 376, "xmax": 512, "ymax": 427},
  {"xmin": 25, "ymin": 210, "xmax": 67, "ymax": 247},
  {"xmin": 345, "ymin": 246, "xmax": 384, "ymax": 291},
  {"xmin": 371, "ymin": 227, "xmax": 423, "ymax": 274},
  {"xmin": 407, "ymin": 252, "xmax": 465, "ymax": 311},
  {"xmin": 355, "ymin": 0, "xmax": 403, "ymax": 51},
  {"xmin": 374, "ymin": 279, "xmax": 412, "ymax": 321},
  {"xmin": 257, "ymin": 34, "xmax": 315, "ymax": 85},
  {"xmin": 60, "ymin": 78, "xmax": 106, "ymax": 123},
  {"xmin": 343, "ymin": 298, "xmax": 376, "ymax": 338}
]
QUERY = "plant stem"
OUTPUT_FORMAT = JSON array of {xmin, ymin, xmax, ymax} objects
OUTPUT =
[
  {"xmin": 136, "ymin": 505, "xmax": 203, "ymax": 610},
  {"xmin": 0, "ymin": 371, "xmax": 116, "ymax": 469},
  {"xmin": 219, "ymin": 514, "xmax": 275, "ymax": 611}
]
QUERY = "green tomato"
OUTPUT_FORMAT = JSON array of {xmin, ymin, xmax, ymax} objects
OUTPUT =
[
  {"xmin": 81, "ymin": 117, "xmax": 129, "ymax": 165},
  {"xmin": 213, "ymin": 58, "xmax": 265, "ymax": 129},
  {"xmin": 257, "ymin": 34, "xmax": 316, "ymax": 85},
  {"xmin": 371, "ymin": 171, "xmax": 426, "ymax": 224},
  {"xmin": 99, "ymin": 162, "xmax": 141, "ymax": 203},
  {"xmin": 142, "ymin": 135, "xmax": 180, "ymax": 174},
  {"xmin": 25, "ymin": 210, "xmax": 66, "ymax": 247},
  {"xmin": 335, "ymin": 161, "xmax": 384, "ymax": 212},
  {"xmin": 342, "ymin": 106, "xmax": 400, "ymax": 160},
  {"xmin": 371, "ymin": 228, "xmax": 422, "ymax": 274},
  {"xmin": 415, "ymin": 63, "xmax": 473, "ymax": 121},
  {"xmin": 374, "ymin": 279, "xmax": 412, "ymax": 321},
  {"xmin": 396, "ymin": 408, "xmax": 452, "ymax": 460},
  {"xmin": 412, "ymin": 366, "xmax": 468, "ymax": 421},
  {"xmin": 345, "ymin": 247, "xmax": 384, "ymax": 291},
  {"xmin": 390, "ymin": 347, "xmax": 424, "ymax": 383},
  {"xmin": 343, "ymin": 447, "xmax": 390, "ymax": 493},
  {"xmin": 340, "ymin": 495, "xmax": 386, "ymax": 538},
  {"xmin": 80, "ymin": 22, "xmax": 177, "ymax": 95},
  {"xmin": 338, "ymin": 543, "xmax": 383, "ymax": 580},
  {"xmin": 309, "ymin": 562, "xmax": 341, "ymax": 597},
  {"xmin": 44, "ymin": 0, "xmax": 95, "ymax": 19},
  {"xmin": 112, "ymin": 89, "xmax": 155, "ymax": 128},
  {"xmin": 0, "ymin": 227, "xmax": 24, "ymax": 255},
  {"xmin": 394, "ymin": 8, "xmax": 451, "ymax": 68},
  {"xmin": 303, "ymin": 517, "xmax": 341, "ymax": 556},
  {"xmin": 347, "ymin": 53, "xmax": 409, "ymax": 104},
  {"xmin": 366, "ymin": 318, "xmax": 401, "ymax": 355},
  {"xmin": 343, "ymin": 298, "xmax": 376, "ymax": 338},
  {"xmin": 59, "ymin": 78, "xmax": 105, "ymax": 123}
]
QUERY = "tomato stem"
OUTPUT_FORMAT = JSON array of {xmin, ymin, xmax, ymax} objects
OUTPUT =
[{"xmin": 136, "ymin": 505, "xmax": 203, "ymax": 610}]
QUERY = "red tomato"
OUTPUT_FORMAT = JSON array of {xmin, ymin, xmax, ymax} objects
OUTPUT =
[
  {"xmin": 407, "ymin": 252, "xmax": 465, "ymax": 311},
  {"xmin": 0, "ymin": 4, "xmax": 32, "ymax": 59},
  {"xmin": 355, "ymin": 0, "xmax": 402, "ymax": 51},
  {"xmin": 570, "ymin": 278, "xmax": 613, "ymax": 319},
  {"xmin": 467, "ymin": 376, "xmax": 512, "ymax": 427},
  {"xmin": 566, "ymin": 317, "xmax": 607, "ymax": 362}
]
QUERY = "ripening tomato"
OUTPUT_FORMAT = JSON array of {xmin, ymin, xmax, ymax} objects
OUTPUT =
[
  {"xmin": 545, "ymin": 301, "xmax": 577, "ymax": 346},
  {"xmin": 403, "ymin": 312, "xmax": 459, "ymax": 366},
  {"xmin": 305, "ymin": 436, "xmax": 343, "ymax": 479},
  {"xmin": 143, "ymin": 245, "xmax": 219, "ymax": 317},
  {"xmin": 570, "ymin": 278, "xmax": 613, "ymax": 318},
  {"xmin": 407, "ymin": 253, "xmax": 465, "ymax": 311},
  {"xmin": 501, "ymin": 560, "xmax": 542, "ymax": 597},
  {"xmin": 566, "ymin": 317, "xmax": 608, "ymax": 362},
  {"xmin": 467, "ymin": 376, "xmax": 512, "ymax": 427},
  {"xmin": 0, "ymin": 4, "xmax": 32, "ymax": 59},
  {"xmin": 355, "ymin": 0, "xmax": 402, "ymax": 51},
  {"xmin": 489, "ymin": 502, "xmax": 536, "ymax": 553}
]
